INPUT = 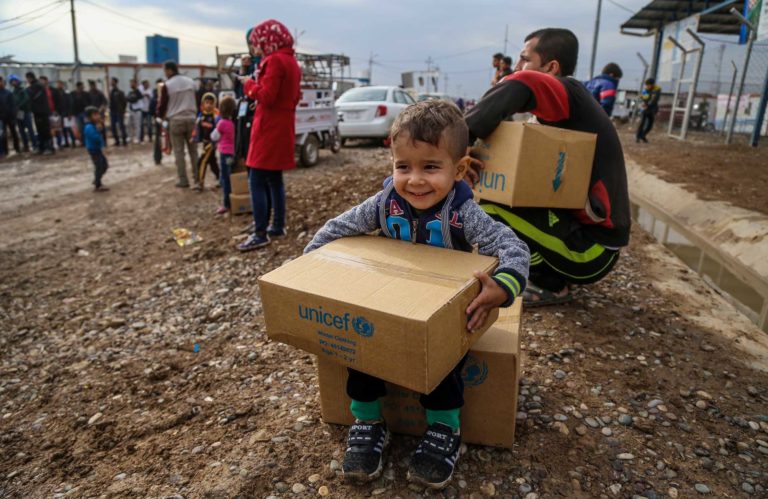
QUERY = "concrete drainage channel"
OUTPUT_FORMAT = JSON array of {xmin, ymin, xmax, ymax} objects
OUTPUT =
[{"xmin": 627, "ymin": 160, "xmax": 768, "ymax": 333}]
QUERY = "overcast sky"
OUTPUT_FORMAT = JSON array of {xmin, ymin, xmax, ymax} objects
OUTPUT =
[{"xmin": 0, "ymin": 0, "xmax": 757, "ymax": 98}]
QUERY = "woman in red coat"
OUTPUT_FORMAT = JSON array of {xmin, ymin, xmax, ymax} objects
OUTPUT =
[{"xmin": 238, "ymin": 19, "xmax": 301, "ymax": 252}]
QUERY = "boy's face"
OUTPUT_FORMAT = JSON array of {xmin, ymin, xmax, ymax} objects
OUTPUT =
[
  {"xmin": 89, "ymin": 113, "xmax": 102, "ymax": 125},
  {"xmin": 202, "ymin": 99, "xmax": 215, "ymax": 113},
  {"xmin": 391, "ymin": 132, "xmax": 468, "ymax": 211}
]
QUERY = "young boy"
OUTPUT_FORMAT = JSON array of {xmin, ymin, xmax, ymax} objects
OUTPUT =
[
  {"xmin": 193, "ymin": 92, "xmax": 220, "ymax": 184},
  {"xmin": 84, "ymin": 106, "xmax": 109, "ymax": 192},
  {"xmin": 304, "ymin": 100, "xmax": 530, "ymax": 489}
]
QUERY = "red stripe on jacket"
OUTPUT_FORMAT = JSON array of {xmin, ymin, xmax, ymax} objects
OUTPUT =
[
  {"xmin": 599, "ymin": 88, "xmax": 617, "ymax": 100},
  {"xmin": 501, "ymin": 71, "xmax": 570, "ymax": 122}
]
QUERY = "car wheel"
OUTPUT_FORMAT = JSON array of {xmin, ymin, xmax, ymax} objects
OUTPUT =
[{"xmin": 300, "ymin": 135, "xmax": 320, "ymax": 167}]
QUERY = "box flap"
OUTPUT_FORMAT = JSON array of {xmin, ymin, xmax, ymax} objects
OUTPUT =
[{"xmin": 259, "ymin": 236, "xmax": 498, "ymax": 321}]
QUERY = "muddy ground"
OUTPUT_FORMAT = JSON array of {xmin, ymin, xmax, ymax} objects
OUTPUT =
[
  {"xmin": 618, "ymin": 125, "xmax": 768, "ymax": 216},
  {"xmin": 0, "ymin": 141, "xmax": 767, "ymax": 499}
]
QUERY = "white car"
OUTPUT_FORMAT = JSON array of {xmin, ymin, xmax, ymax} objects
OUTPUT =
[{"xmin": 336, "ymin": 86, "xmax": 416, "ymax": 143}]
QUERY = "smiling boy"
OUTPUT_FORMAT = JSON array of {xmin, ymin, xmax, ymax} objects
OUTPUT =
[{"xmin": 305, "ymin": 100, "xmax": 529, "ymax": 489}]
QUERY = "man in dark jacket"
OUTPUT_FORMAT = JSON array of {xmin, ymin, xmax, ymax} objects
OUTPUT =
[
  {"xmin": 26, "ymin": 72, "xmax": 54, "ymax": 155},
  {"xmin": 584, "ymin": 63, "xmax": 623, "ymax": 116},
  {"xmin": 88, "ymin": 80, "xmax": 108, "ymax": 144},
  {"xmin": 465, "ymin": 28, "xmax": 630, "ymax": 306},
  {"xmin": 8, "ymin": 74, "xmax": 35, "ymax": 152},
  {"xmin": 71, "ymin": 81, "xmax": 91, "ymax": 146},
  {"xmin": 109, "ymin": 77, "xmax": 128, "ymax": 146},
  {"xmin": 0, "ymin": 76, "xmax": 20, "ymax": 157},
  {"xmin": 636, "ymin": 78, "xmax": 662, "ymax": 143}
]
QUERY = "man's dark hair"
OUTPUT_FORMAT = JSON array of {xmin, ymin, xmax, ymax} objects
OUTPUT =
[
  {"xmin": 76, "ymin": 81, "xmax": 84, "ymax": 87},
  {"xmin": 40, "ymin": 75, "xmax": 48, "ymax": 82},
  {"xmin": 602, "ymin": 62, "xmax": 623, "ymax": 78},
  {"xmin": 502, "ymin": 56, "xmax": 512, "ymax": 66},
  {"xmin": 390, "ymin": 100, "xmax": 468, "ymax": 161},
  {"xmin": 85, "ymin": 106, "xmax": 99, "ymax": 118},
  {"xmin": 164, "ymin": 60, "xmax": 179, "ymax": 74},
  {"xmin": 26, "ymin": 71, "xmax": 35, "ymax": 79},
  {"xmin": 493, "ymin": 52, "xmax": 504, "ymax": 60},
  {"xmin": 645, "ymin": 77, "xmax": 655, "ymax": 85},
  {"xmin": 525, "ymin": 28, "xmax": 579, "ymax": 76},
  {"xmin": 111, "ymin": 77, "xmax": 118, "ymax": 83}
]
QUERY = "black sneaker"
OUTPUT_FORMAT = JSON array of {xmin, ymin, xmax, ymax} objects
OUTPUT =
[
  {"xmin": 342, "ymin": 420, "xmax": 390, "ymax": 482},
  {"xmin": 267, "ymin": 226, "xmax": 287, "ymax": 237},
  {"xmin": 407, "ymin": 422, "xmax": 461, "ymax": 489}
]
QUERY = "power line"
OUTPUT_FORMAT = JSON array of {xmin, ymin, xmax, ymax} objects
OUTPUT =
[
  {"xmin": 0, "ymin": 2, "xmax": 65, "ymax": 31},
  {"xmin": 0, "ymin": 16, "xmax": 62, "ymax": 44},
  {"xmin": 0, "ymin": 0, "xmax": 62, "ymax": 24},
  {"xmin": 79, "ymin": 0, "xmax": 242, "ymax": 51},
  {"xmin": 605, "ymin": 0, "xmax": 635, "ymax": 15}
]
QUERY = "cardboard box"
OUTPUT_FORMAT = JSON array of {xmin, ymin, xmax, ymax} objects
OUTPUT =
[
  {"xmin": 230, "ymin": 171, "xmax": 249, "ymax": 195},
  {"xmin": 259, "ymin": 236, "xmax": 499, "ymax": 394},
  {"xmin": 317, "ymin": 300, "xmax": 522, "ymax": 449},
  {"xmin": 230, "ymin": 193, "xmax": 252, "ymax": 215},
  {"xmin": 472, "ymin": 122, "xmax": 596, "ymax": 209}
]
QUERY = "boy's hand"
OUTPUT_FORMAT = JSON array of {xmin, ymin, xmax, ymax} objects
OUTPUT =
[
  {"xmin": 464, "ymin": 150, "xmax": 484, "ymax": 188},
  {"xmin": 466, "ymin": 271, "xmax": 507, "ymax": 332}
]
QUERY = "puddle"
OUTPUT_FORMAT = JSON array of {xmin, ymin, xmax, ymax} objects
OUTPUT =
[{"xmin": 631, "ymin": 202, "xmax": 767, "ymax": 331}]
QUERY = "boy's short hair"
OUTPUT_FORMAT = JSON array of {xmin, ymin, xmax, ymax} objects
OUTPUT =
[
  {"xmin": 219, "ymin": 96, "xmax": 237, "ymax": 119},
  {"xmin": 502, "ymin": 56, "xmax": 512, "ymax": 66},
  {"xmin": 645, "ymin": 77, "xmax": 655, "ymax": 85},
  {"xmin": 85, "ymin": 106, "xmax": 99, "ymax": 118},
  {"xmin": 493, "ymin": 52, "xmax": 504, "ymax": 60},
  {"xmin": 201, "ymin": 92, "xmax": 216, "ymax": 103},
  {"xmin": 390, "ymin": 100, "xmax": 468, "ymax": 161}
]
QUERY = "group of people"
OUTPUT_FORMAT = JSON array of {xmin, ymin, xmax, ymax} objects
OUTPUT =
[{"xmin": 0, "ymin": 72, "xmax": 160, "ymax": 159}]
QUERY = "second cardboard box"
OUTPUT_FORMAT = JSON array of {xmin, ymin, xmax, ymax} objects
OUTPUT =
[{"xmin": 472, "ymin": 122, "xmax": 596, "ymax": 209}]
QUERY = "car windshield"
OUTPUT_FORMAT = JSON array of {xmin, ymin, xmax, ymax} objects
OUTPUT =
[{"xmin": 338, "ymin": 88, "xmax": 388, "ymax": 103}]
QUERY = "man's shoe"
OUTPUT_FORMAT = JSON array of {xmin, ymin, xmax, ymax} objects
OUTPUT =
[
  {"xmin": 192, "ymin": 184, "xmax": 203, "ymax": 192},
  {"xmin": 342, "ymin": 420, "xmax": 390, "ymax": 482},
  {"xmin": 175, "ymin": 182, "xmax": 190, "ymax": 188},
  {"xmin": 407, "ymin": 423, "xmax": 461, "ymax": 490},
  {"xmin": 94, "ymin": 185, "xmax": 110, "ymax": 192},
  {"xmin": 237, "ymin": 233, "xmax": 270, "ymax": 252},
  {"xmin": 266, "ymin": 226, "xmax": 287, "ymax": 237}
]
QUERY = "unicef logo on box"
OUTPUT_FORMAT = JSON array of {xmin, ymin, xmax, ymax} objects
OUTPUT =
[
  {"xmin": 352, "ymin": 316, "xmax": 374, "ymax": 337},
  {"xmin": 462, "ymin": 355, "xmax": 488, "ymax": 386}
]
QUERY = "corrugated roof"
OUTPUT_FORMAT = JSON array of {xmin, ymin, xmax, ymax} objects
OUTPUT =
[{"xmin": 621, "ymin": 0, "xmax": 743, "ymax": 35}]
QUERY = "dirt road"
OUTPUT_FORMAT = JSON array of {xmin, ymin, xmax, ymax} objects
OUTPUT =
[{"xmin": 0, "ymin": 144, "xmax": 766, "ymax": 498}]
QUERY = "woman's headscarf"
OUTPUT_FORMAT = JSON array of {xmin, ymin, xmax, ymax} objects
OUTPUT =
[{"xmin": 248, "ymin": 19, "xmax": 294, "ymax": 57}]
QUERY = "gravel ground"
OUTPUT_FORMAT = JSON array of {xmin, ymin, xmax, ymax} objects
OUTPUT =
[{"xmin": 0, "ymin": 142, "xmax": 766, "ymax": 498}]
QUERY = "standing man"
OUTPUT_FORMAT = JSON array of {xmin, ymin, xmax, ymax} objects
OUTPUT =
[
  {"xmin": 88, "ymin": 80, "xmax": 108, "ymax": 144},
  {"xmin": 0, "ymin": 76, "xmax": 20, "ymax": 158},
  {"xmin": 490, "ymin": 52, "xmax": 504, "ymax": 85},
  {"xmin": 55, "ymin": 80, "xmax": 76, "ymax": 148},
  {"xmin": 466, "ymin": 28, "xmax": 630, "ymax": 306},
  {"xmin": 109, "ymin": 78, "xmax": 128, "ymax": 146},
  {"xmin": 635, "ymin": 78, "xmax": 661, "ymax": 143},
  {"xmin": 8, "ymin": 75, "xmax": 34, "ymax": 153},
  {"xmin": 499, "ymin": 56, "xmax": 513, "ymax": 81},
  {"xmin": 71, "ymin": 81, "xmax": 91, "ymax": 146},
  {"xmin": 140, "ymin": 80, "xmax": 153, "ymax": 142},
  {"xmin": 126, "ymin": 79, "xmax": 144, "ymax": 144},
  {"xmin": 26, "ymin": 72, "xmax": 54, "ymax": 155},
  {"xmin": 158, "ymin": 61, "xmax": 200, "ymax": 189},
  {"xmin": 585, "ymin": 63, "xmax": 623, "ymax": 116}
]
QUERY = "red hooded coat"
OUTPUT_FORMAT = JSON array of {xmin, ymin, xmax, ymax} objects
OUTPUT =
[{"xmin": 244, "ymin": 20, "xmax": 302, "ymax": 170}]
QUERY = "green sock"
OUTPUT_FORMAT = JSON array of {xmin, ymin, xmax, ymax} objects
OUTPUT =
[
  {"xmin": 350, "ymin": 399, "xmax": 382, "ymax": 422},
  {"xmin": 426, "ymin": 408, "xmax": 460, "ymax": 432}
]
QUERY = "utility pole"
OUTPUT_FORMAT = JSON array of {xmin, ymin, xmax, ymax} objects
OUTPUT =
[
  {"xmin": 715, "ymin": 43, "xmax": 726, "ymax": 96},
  {"xmin": 367, "ymin": 52, "xmax": 376, "ymax": 85},
  {"xmin": 426, "ymin": 56, "xmax": 434, "ymax": 93},
  {"xmin": 70, "ymin": 0, "xmax": 81, "ymax": 83},
  {"xmin": 589, "ymin": 0, "xmax": 602, "ymax": 79},
  {"xmin": 504, "ymin": 24, "xmax": 509, "ymax": 55}
]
